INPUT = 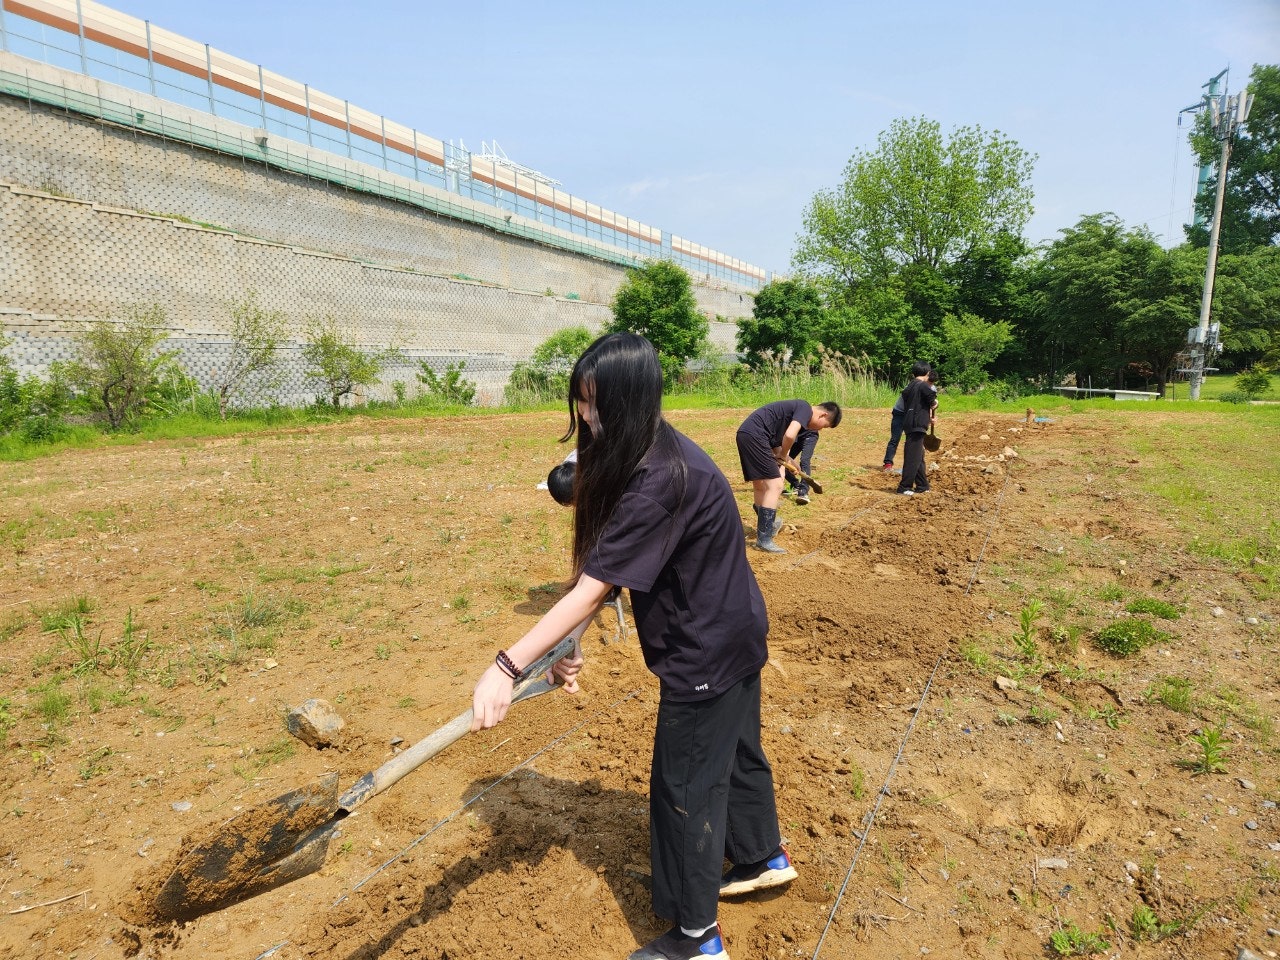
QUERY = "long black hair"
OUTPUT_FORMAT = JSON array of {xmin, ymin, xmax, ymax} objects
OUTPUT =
[{"xmin": 562, "ymin": 332, "xmax": 686, "ymax": 576}]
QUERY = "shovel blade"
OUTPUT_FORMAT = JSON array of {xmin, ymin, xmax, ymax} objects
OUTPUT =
[{"xmin": 152, "ymin": 773, "xmax": 340, "ymax": 922}]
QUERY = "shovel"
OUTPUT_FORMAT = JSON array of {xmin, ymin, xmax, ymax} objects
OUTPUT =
[
  {"xmin": 783, "ymin": 460, "xmax": 824, "ymax": 495},
  {"xmin": 148, "ymin": 634, "xmax": 578, "ymax": 923}
]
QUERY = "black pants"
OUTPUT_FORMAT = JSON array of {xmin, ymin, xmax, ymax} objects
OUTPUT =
[
  {"xmin": 650, "ymin": 672, "xmax": 781, "ymax": 929},
  {"xmin": 897, "ymin": 430, "xmax": 929, "ymax": 492}
]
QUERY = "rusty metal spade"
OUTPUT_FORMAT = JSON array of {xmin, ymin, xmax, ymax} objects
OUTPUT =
[{"xmin": 149, "ymin": 634, "xmax": 577, "ymax": 922}]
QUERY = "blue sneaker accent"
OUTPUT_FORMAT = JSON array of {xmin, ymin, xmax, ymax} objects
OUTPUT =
[
  {"xmin": 627, "ymin": 924, "xmax": 729, "ymax": 959},
  {"xmin": 719, "ymin": 845, "xmax": 798, "ymax": 896}
]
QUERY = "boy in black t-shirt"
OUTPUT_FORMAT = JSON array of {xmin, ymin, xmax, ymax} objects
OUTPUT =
[{"xmin": 736, "ymin": 399, "xmax": 841, "ymax": 553}]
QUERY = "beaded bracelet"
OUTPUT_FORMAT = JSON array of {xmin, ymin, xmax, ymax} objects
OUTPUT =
[{"xmin": 495, "ymin": 649, "xmax": 524, "ymax": 681}]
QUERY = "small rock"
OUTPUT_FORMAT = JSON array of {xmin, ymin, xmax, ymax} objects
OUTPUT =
[
  {"xmin": 1055, "ymin": 731, "xmax": 1065, "ymax": 743},
  {"xmin": 1246, "ymin": 617, "xmax": 1259, "ymax": 625},
  {"xmin": 995, "ymin": 676, "xmax": 1018, "ymax": 692},
  {"xmin": 1238, "ymin": 778, "xmax": 1256, "ymax": 790},
  {"xmin": 171, "ymin": 801, "xmax": 192, "ymax": 813},
  {"xmin": 1038, "ymin": 857, "xmax": 1069, "ymax": 870},
  {"xmin": 1244, "ymin": 820, "xmax": 1258, "ymax": 830},
  {"xmin": 1125, "ymin": 861, "xmax": 1140, "ymax": 875},
  {"xmin": 1238, "ymin": 949, "xmax": 1264, "ymax": 960},
  {"xmin": 1267, "ymin": 928, "xmax": 1279, "ymax": 937},
  {"xmin": 1002, "ymin": 446, "xmax": 1018, "ymax": 460},
  {"xmin": 287, "ymin": 698, "xmax": 346, "ymax": 748},
  {"xmin": 137, "ymin": 838, "xmax": 154, "ymax": 857},
  {"xmin": 1211, "ymin": 606, "xmax": 1225, "ymax": 618}
]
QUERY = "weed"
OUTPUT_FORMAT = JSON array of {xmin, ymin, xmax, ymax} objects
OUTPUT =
[
  {"xmin": 1181, "ymin": 727, "xmax": 1229, "ymax": 775},
  {"xmin": 1014, "ymin": 600, "xmax": 1043, "ymax": 661},
  {"xmin": 1028, "ymin": 705, "xmax": 1059, "ymax": 726},
  {"xmin": 35, "ymin": 684, "xmax": 72, "ymax": 726},
  {"xmin": 0, "ymin": 697, "xmax": 16, "ymax": 744},
  {"xmin": 1125, "ymin": 597, "xmax": 1182, "ymax": 619},
  {"xmin": 0, "ymin": 612, "xmax": 26, "ymax": 643},
  {"xmin": 848, "ymin": 765, "xmax": 866, "ymax": 800},
  {"xmin": 1085, "ymin": 705, "xmax": 1123, "ymax": 729},
  {"xmin": 1049, "ymin": 624, "xmax": 1081, "ymax": 655},
  {"xmin": 1096, "ymin": 583, "xmax": 1125, "ymax": 602},
  {"xmin": 995, "ymin": 712, "xmax": 1019, "ymax": 727},
  {"xmin": 1092, "ymin": 618, "xmax": 1167, "ymax": 657},
  {"xmin": 115, "ymin": 609, "xmax": 151, "ymax": 678},
  {"xmin": 1146, "ymin": 676, "xmax": 1195, "ymax": 714},
  {"xmin": 237, "ymin": 593, "xmax": 289, "ymax": 629},
  {"xmin": 78, "ymin": 745, "xmax": 113, "ymax": 780},
  {"xmin": 375, "ymin": 644, "xmax": 391, "ymax": 661},
  {"xmin": 959, "ymin": 639, "xmax": 993, "ymax": 673},
  {"xmin": 396, "ymin": 696, "xmax": 417, "ymax": 709},
  {"xmin": 1130, "ymin": 902, "xmax": 1183, "ymax": 941},
  {"xmin": 60, "ymin": 615, "xmax": 109, "ymax": 675},
  {"xmin": 39, "ymin": 595, "xmax": 95, "ymax": 632},
  {"xmin": 1048, "ymin": 921, "xmax": 1110, "ymax": 955}
]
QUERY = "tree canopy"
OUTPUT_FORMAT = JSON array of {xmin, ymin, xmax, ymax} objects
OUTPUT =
[
  {"xmin": 794, "ymin": 117, "xmax": 1036, "ymax": 288},
  {"xmin": 607, "ymin": 261, "xmax": 708, "ymax": 371}
]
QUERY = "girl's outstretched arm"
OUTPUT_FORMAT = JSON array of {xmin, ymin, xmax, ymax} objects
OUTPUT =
[{"xmin": 471, "ymin": 573, "xmax": 613, "ymax": 730}]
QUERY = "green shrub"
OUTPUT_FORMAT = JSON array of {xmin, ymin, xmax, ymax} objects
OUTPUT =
[
  {"xmin": 1092, "ymin": 618, "xmax": 1167, "ymax": 657},
  {"xmin": 1217, "ymin": 390, "xmax": 1251, "ymax": 405},
  {"xmin": 1124, "ymin": 597, "xmax": 1182, "ymax": 620},
  {"xmin": 1234, "ymin": 366, "xmax": 1272, "ymax": 397},
  {"xmin": 64, "ymin": 304, "xmax": 181, "ymax": 429},
  {"xmin": 417, "ymin": 360, "xmax": 476, "ymax": 406}
]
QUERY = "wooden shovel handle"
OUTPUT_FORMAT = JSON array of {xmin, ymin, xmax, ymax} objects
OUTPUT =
[
  {"xmin": 337, "ymin": 634, "xmax": 576, "ymax": 811},
  {"xmin": 784, "ymin": 460, "xmax": 824, "ymax": 495}
]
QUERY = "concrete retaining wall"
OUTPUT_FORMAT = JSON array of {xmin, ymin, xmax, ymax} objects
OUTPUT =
[{"xmin": 0, "ymin": 89, "xmax": 747, "ymax": 403}]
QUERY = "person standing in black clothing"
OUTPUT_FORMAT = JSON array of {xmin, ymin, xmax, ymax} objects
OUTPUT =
[
  {"xmin": 895, "ymin": 361, "xmax": 937, "ymax": 496},
  {"xmin": 472, "ymin": 333, "xmax": 795, "ymax": 960},
  {"xmin": 783, "ymin": 428, "xmax": 818, "ymax": 505}
]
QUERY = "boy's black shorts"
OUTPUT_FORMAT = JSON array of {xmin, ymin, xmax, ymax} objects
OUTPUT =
[{"xmin": 735, "ymin": 429, "xmax": 783, "ymax": 482}]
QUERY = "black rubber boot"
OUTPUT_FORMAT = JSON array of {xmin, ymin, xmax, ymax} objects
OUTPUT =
[{"xmin": 755, "ymin": 507, "xmax": 785, "ymax": 553}]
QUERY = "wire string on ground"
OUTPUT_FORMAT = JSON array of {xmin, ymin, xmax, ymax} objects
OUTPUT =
[{"xmin": 808, "ymin": 655, "xmax": 943, "ymax": 960}]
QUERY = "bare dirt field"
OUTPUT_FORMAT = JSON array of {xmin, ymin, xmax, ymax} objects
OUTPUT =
[{"xmin": 0, "ymin": 405, "xmax": 1276, "ymax": 960}]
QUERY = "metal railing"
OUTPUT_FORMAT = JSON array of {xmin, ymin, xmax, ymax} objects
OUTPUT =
[{"xmin": 0, "ymin": 0, "xmax": 769, "ymax": 290}]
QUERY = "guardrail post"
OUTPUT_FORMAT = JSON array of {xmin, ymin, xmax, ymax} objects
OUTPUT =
[
  {"xmin": 144, "ymin": 21, "xmax": 156, "ymax": 95},
  {"xmin": 74, "ymin": 0, "xmax": 88, "ymax": 73}
]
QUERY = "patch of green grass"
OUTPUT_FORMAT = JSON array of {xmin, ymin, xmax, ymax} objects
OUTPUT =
[
  {"xmin": 38, "ymin": 595, "xmax": 95, "ymax": 632},
  {"xmin": 1146, "ymin": 676, "xmax": 1195, "ymax": 714},
  {"xmin": 1125, "ymin": 597, "xmax": 1182, "ymax": 619},
  {"xmin": 1092, "ymin": 618, "xmax": 1167, "ymax": 657},
  {"xmin": 0, "ymin": 612, "xmax": 27, "ymax": 643},
  {"xmin": 34, "ymin": 684, "xmax": 73, "ymax": 726}
]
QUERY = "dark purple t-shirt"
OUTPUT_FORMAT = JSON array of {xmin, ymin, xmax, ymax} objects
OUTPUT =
[
  {"xmin": 740, "ymin": 399, "xmax": 814, "ymax": 448},
  {"xmin": 583, "ymin": 430, "xmax": 769, "ymax": 701}
]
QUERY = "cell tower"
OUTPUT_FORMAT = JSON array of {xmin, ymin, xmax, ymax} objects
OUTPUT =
[{"xmin": 1175, "ymin": 70, "xmax": 1254, "ymax": 399}]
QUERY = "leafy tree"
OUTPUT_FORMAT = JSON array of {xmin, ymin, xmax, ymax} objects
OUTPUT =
[
  {"xmin": 1187, "ymin": 64, "xmax": 1280, "ymax": 253},
  {"xmin": 64, "ymin": 304, "xmax": 178, "ymax": 429},
  {"xmin": 214, "ymin": 292, "xmax": 286, "ymax": 420},
  {"xmin": 924, "ymin": 312, "xmax": 1014, "ymax": 392},
  {"xmin": 417, "ymin": 360, "xmax": 476, "ymax": 406},
  {"xmin": 301, "ymin": 316, "xmax": 402, "ymax": 409},
  {"xmin": 794, "ymin": 117, "xmax": 1036, "ymax": 287},
  {"xmin": 608, "ymin": 261, "xmax": 708, "ymax": 374},
  {"xmin": 1026, "ymin": 214, "xmax": 1155, "ymax": 389},
  {"xmin": 1116, "ymin": 245, "xmax": 1202, "ymax": 394},
  {"xmin": 815, "ymin": 283, "xmax": 925, "ymax": 382},
  {"xmin": 1212, "ymin": 244, "xmax": 1280, "ymax": 370},
  {"xmin": 735, "ymin": 279, "xmax": 824, "ymax": 368},
  {"xmin": 508, "ymin": 324, "xmax": 596, "ymax": 400}
]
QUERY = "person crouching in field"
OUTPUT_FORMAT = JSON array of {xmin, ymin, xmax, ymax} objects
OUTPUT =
[
  {"xmin": 472, "ymin": 332, "xmax": 796, "ymax": 960},
  {"xmin": 736, "ymin": 399, "xmax": 841, "ymax": 553}
]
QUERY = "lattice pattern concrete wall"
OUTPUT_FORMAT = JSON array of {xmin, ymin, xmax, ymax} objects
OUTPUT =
[{"xmin": 0, "ymin": 95, "xmax": 746, "ymax": 403}]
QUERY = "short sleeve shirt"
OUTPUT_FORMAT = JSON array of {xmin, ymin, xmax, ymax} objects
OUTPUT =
[
  {"xmin": 583, "ymin": 431, "xmax": 769, "ymax": 701},
  {"xmin": 740, "ymin": 400, "xmax": 813, "ymax": 448}
]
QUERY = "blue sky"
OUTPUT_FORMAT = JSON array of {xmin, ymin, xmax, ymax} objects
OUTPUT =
[{"xmin": 100, "ymin": 1, "xmax": 1279, "ymax": 275}]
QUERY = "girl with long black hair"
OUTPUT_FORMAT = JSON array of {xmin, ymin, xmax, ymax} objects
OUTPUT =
[{"xmin": 471, "ymin": 332, "xmax": 794, "ymax": 960}]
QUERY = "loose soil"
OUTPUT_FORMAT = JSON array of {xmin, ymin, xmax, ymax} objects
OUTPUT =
[{"xmin": 0, "ymin": 407, "xmax": 1276, "ymax": 960}]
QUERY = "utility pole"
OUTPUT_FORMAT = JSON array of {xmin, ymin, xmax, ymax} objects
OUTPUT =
[{"xmin": 1188, "ymin": 84, "xmax": 1254, "ymax": 400}]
